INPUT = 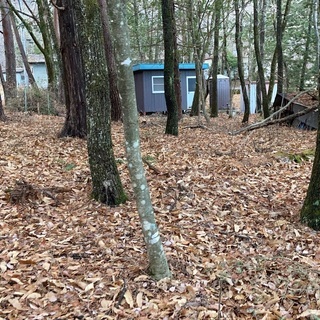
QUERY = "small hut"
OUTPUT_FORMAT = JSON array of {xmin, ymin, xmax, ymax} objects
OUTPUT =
[{"xmin": 133, "ymin": 63, "xmax": 209, "ymax": 113}]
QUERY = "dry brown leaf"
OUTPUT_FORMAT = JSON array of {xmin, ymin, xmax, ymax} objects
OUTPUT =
[
  {"xmin": 8, "ymin": 298, "xmax": 24, "ymax": 310},
  {"xmin": 124, "ymin": 290, "xmax": 134, "ymax": 308},
  {"xmin": 1, "ymin": 113, "xmax": 319, "ymax": 319}
]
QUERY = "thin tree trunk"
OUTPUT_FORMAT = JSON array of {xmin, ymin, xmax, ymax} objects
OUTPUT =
[
  {"xmin": 234, "ymin": 0, "xmax": 250, "ymax": 122},
  {"xmin": 253, "ymin": 0, "xmax": 269, "ymax": 118},
  {"xmin": 108, "ymin": 0, "xmax": 171, "ymax": 280},
  {"xmin": 8, "ymin": 0, "xmax": 62, "ymax": 98},
  {"xmin": 210, "ymin": 1, "xmax": 221, "ymax": 118},
  {"xmin": 98, "ymin": 0, "xmax": 122, "ymax": 122},
  {"xmin": 299, "ymin": 5, "xmax": 313, "ymax": 91},
  {"xmin": 36, "ymin": 0, "xmax": 62, "ymax": 96},
  {"xmin": 162, "ymin": 0, "xmax": 179, "ymax": 136},
  {"xmin": 10, "ymin": 12, "xmax": 38, "ymax": 90},
  {"xmin": 276, "ymin": 0, "xmax": 283, "ymax": 93},
  {"xmin": 132, "ymin": 0, "xmax": 144, "ymax": 61},
  {"xmin": 172, "ymin": 2, "xmax": 182, "ymax": 120}
]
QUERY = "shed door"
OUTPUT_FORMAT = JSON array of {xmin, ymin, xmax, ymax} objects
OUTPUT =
[{"xmin": 186, "ymin": 76, "xmax": 196, "ymax": 109}]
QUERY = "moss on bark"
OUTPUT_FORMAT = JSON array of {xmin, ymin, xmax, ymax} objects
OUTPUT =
[{"xmin": 300, "ymin": 203, "xmax": 320, "ymax": 230}]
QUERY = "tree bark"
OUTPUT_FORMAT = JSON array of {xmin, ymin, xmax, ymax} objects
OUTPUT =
[
  {"xmin": 108, "ymin": 0, "xmax": 171, "ymax": 280},
  {"xmin": 1, "ymin": 0, "xmax": 16, "ymax": 103},
  {"xmin": 0, "ymin": 95, "xmax": 6, "ymax": 121},
  {"xmin": 10, "ymin": 12, "xmax": 38, "ymax": 90},
  {"xmin": 162, "ymin": 0, "xmax": 179, "ymax": 136},
  {"xmin": 98, "ymin": 0, "xmax": 122, "ymax": 122},
  {"xmin": 276, "ymin": 0, "xmax": 284, "ymax": 93},
  {"xmin": 299, "ymin": 5, "xmax": 313, "ymax": 91},
  {"xmin": 234, "ymin": 0, "xmax": 250, "ymax": 123},
  {"xmin": 253, "ymin": 0, "xmax": 269, "ymax": 118},
  {"xmin": 57, "ymin": 0, "xmax": 87, "ymax": 139},
  {"xmin": 300, "ymin": 0, "xmax": 320, "ymax": 230},
  {"xmin": 210, "ymin": 1, "xmax": 221, "ymax": 118},
  {"xmin": 80, "ymin": 0, "xmax": 126, "ymax": 205},
  {"xmin": 172, "ymin": 2, "xmax": 182, "ymax": 120},
  {"xmin": 36, "ymin": 0, "xmax": 62, "ymax": 96}
]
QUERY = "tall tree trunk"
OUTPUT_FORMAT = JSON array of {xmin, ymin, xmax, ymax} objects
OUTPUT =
[
  {"xmin": 98, "ymin": 0, "xmax": 122, "ymax": 122},
  {"xmin": 172, "ymin": 2, "xmax": 182, "ymax": 120},
  {"xmin": 234, "ymin": 0, "xmax": 250, "ymax": 123},
  {"xmin": 300, "ymin": 0, "xmax": 320, "ymax": 230},
  {"xmin": 162, "ymin": 0, "xmax": 179, "ymax": 136},
  {"xmin": 255, "ymin": 0, "xmax": 266, "ymax": 114},
  {"xmin": 108, "ymin": 0, "xmax": 171, "ymax": 280},
  {"xmin": 210, "ymin": 1, "xmax": 221, "ymax": 118},
  {"xmin": 80, "ymin": 0, "xmax": 126, "ymax": 205},
  {"xmin": 276, "ymin": 0, "xmax": 284, "ymax": 93},
  {"xmin": 10, "ymin": 13, "xmax": 38, "ymax": 90},
  {"xmin": 299, "ymin": 5, "xmax": 313, "ymax": 91},
  {"xmin": 36, "ymin": 0, "xmax": 62, "ymax": 95},
  {"xmin": 132, "ymin": 0, "xmax": 144, "ymax": 61},
  {"xmin": 1, "ymin": 0, "xmax": 16, "ymax": 103},
  {"xmin": 253, "ymin": 0, "xmax": 269, "ymax": 118},
  {"xmin": 57, "ymin": 0, "xmax": 87, "ymax": 139}
]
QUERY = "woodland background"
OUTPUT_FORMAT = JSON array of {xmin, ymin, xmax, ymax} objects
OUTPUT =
[{"xmin": 0, "ymin": 0, "xmax": 319, "ymax": 318}]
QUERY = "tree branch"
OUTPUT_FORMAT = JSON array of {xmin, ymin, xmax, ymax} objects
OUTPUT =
[
  {"xmin": 232, "ymin": 105, "xmax": 318, "ymax": 135},
  {"xmin": 231, "ymin": 90, "xmax": 316, "ymax": 135}
]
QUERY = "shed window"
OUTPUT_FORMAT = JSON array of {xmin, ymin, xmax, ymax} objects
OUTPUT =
[{"xmin": 152, "ymin": 76, "xmax": 164, "ymax": 93}]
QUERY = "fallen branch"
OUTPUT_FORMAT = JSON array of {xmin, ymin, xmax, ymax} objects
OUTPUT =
[
  {"xmin": 142, "ymin": 158, "xmax": 161, "ymax": 174},
  {"xmin": 5, "ymin": 180, "xmax": 70, "ymax": 205},
  {"xmin": 231, "ymin": 91, "xmax": 317, "ymax": 135},
  {"xmin": 183, "ymin": 124, "xmax": 210, "ymax": 130}
]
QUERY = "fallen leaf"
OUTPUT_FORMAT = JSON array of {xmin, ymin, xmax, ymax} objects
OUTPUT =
[{"xmin": 124, "ymin": 290, "xmax": 134, "ymax": 308}]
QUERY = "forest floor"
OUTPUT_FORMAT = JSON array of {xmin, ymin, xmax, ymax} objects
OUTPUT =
[{"xmin": 0, "ymin": 111, "xmax": 320, "ymax": 320}]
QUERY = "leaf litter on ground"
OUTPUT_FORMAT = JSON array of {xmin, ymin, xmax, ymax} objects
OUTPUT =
[{"xmin": 0, "ymin": 112, "xmax": 320, "ymax": 319}]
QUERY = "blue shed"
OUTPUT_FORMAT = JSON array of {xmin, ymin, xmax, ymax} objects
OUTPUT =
[
  {"xmin": 29, "ymin": 62, "xmax": 48, "ymax": 88},
  {"xmin": 133, "ymin": 63, "xmax": 209, "ymax": 113}
]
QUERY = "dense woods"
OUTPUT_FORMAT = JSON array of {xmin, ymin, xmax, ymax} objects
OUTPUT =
[{"xmin": 0, "ymin": 0, "xmax": 320, "ymax": 318}]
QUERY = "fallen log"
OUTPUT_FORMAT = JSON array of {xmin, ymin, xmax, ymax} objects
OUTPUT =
[{"xmin": 231, "ymin": 91, "xmax": 318, "ymax": 135}]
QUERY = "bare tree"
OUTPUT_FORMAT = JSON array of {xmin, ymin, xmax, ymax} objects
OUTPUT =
[
  {"xmin": 108, "ymin": 0, "xmax": 171, "ymax": 280},
  {"xmin": 78, "ymin": 0, "xmax": 126, "ymax": 205},
  {"xmin": 98, "ymin": 0, "xmax": 122, "ymax": 121},
  {"xmin": 10, "ymin": 12, "xmax": 38, "ymax": 89},
  {"xmin": 253, "ymin": 0, "xmax": 269, "ymax": 118},
  {"xmin": 234, "ymin": 0, "xmax": 250, "ymax": 123},
  {"xmin": 210, "ymin": 0, "xmax": 222, "ymax": 118},
  {"xmin": 162, "ymin": 0, "xmax": 179, "ymax": 136},
  {"xmin": 57, "ymin": 0, "xmax": 87, "ymax": 138}
]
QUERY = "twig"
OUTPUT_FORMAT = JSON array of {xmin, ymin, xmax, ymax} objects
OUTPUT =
[
  {"xmin": 218, "ymin": 278, "xmax": 222, "ymax": 320},
  {"xmin": 184, "ymin": 124, "xmax": 211, "ymax": 130},
  {"xmin": 115, "ymin": 280, "xmax": 127, "ymax": 308}
]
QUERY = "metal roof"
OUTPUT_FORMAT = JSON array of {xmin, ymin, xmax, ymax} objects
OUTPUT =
[{"xmin": 132, "ymin": 63, "xmax": 209, "ymax": 72}]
